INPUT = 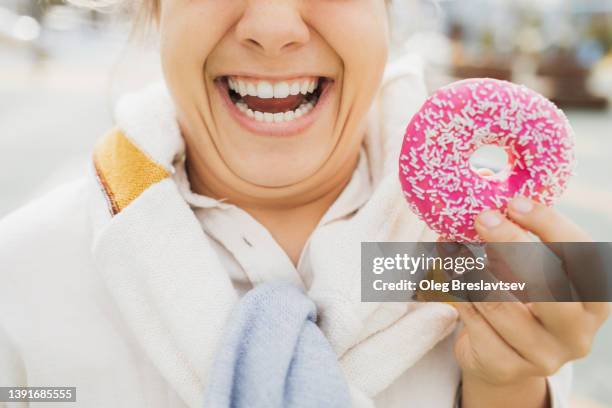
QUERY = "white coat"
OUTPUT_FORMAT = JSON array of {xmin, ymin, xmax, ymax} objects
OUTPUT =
[{"xmin": 0, "ymin": 54, "xmax": 571, "ymax": 407}]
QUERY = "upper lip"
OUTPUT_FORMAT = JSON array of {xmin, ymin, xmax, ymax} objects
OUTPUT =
[{"xmin": 226, "ymin": 75, "xmax": 324, "ymax": 99}]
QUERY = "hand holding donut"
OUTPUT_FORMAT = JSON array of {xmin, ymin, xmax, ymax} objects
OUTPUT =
[
  {"xmin": 399, "ymin": 79, "xmax": 609, "ymax": 406},
  {"xmin": 453, "ymin": 198, "xmax": 610, "ymax": 407}
]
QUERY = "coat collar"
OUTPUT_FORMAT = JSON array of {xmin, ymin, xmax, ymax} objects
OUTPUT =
[{"xmin": 91, "ymin": 84, "xmax": 237, "ymax": 407}]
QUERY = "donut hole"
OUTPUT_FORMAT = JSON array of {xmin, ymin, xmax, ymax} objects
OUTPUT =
[{"xmin": 469, "ymin": 145, "xmax": 511, "ymax": 181}]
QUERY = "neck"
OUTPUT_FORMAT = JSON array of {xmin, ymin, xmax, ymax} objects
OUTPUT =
[
  {"xmin": 186, "ymin": 152, "xmax": 359, "ymax": 266},
  {"xmin": 244, "ymin": 175, "xmax": 351, "ymax": 265}
]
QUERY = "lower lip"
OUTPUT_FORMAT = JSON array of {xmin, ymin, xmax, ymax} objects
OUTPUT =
[{"xmin": 215, "ymin": 79, "xmax": 334, "ymax": 137}]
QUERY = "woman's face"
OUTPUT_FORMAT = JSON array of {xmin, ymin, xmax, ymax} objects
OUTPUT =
[{"xmin": 159, "ymin": 0, "xmax": 389, "ymax": 205}]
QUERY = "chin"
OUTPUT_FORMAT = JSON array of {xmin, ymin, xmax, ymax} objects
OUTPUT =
[{"xmin": 206, "ymin": 73, "xmax": 341, "ymax": 187}]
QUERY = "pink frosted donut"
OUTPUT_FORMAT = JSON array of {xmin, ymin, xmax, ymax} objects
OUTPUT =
[{"xmin": 399, "ymin": 78, "xmax": 575, "ymax": 242}]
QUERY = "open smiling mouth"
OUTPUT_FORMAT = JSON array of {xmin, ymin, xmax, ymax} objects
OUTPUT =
[{"xmin": 216, "ymin": 76, "xmax": 334, "ymax": 131}]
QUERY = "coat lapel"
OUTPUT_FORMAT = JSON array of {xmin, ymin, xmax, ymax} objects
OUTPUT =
[
  {"xmin": 92, "ymin": 178, "xmax": 237, "ymax": 407},
  {"xmin": 90, "ymin": 86, "xmax": 238, "ymax": 407},
  {"xmin": 308, "ymin": 54, "xmax": 459, "ymax": 397}
]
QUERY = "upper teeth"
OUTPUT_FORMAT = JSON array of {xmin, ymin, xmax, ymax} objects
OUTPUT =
[
  {"xmin": 234, "ymin": 99, "xmax": 317, "ymax": 123},
  {"xmin": 228, "ymin": 77, "xmax": 319, "ymax": 99}
]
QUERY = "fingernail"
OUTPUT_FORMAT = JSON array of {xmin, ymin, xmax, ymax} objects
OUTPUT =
[
  {"xmin": 510, "ymin": 197, "xmax": 534, "ymax": 214},
  {"xmin": 478, "ymin": 211, "xmax": 502, "ymax": 228}
]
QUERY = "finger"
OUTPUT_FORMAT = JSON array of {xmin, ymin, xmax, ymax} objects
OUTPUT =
[
  {"xmin": 436, "ymin": 240, "xmax": 475, "ymax": 281},
  {"xmin": 475, "ymin": 210, "xmax": 532, "ymax": 243},
  {"xmin": 582, "ymin": 302, "xmax": 611, "ymax": 320},
  {"xmin": 473, "ymin": 302, "xmax": 567, "ymax": 375},
  {"xmin": 529, "ymin": 302, "xmax": 586, "ymax": 334},
  {"xmin": 529, "ymin": 302, "xmax": 610, "ymax": 358},
  {"xmin": 454, "ymin": 302, "xmax": 538, "ymax": 382},
  {"xmin": 506, "ymin": 197, "xmax": 591, "ymax": 242}
]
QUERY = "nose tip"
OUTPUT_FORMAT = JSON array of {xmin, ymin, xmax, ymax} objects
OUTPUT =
[
  {"xmin": 235, "ymin": 3, "xmax": 310, "ymax": 56},
  {"xmin": 243, "ymin": 37, "xmax": 302, "ymax": 56}
]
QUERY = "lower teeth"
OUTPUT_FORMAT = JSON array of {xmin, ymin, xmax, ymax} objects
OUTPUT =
[{"xmin": 234, "ymin": 98, "xmax": 317, "ymax": 123}]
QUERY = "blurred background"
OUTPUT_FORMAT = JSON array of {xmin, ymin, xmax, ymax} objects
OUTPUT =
[{"xmin": 1, "ymin": 0, "xmax": 611, "ymax": 406}]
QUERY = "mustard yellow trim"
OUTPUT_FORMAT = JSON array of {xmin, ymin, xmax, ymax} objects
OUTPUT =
[{"xmin": 93, "ymin": 128, "xmax": 170, "ymax": 215}]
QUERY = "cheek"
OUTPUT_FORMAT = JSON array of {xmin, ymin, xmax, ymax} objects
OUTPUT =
[
  {"xmin": 308, "ymin": 0, "xmax": 389, "ymax": 73},
  {"xmin": 307, "ymin": 1, "xmax": 389, "ymax": 113},
  {"xmin": 158, "ymin": 1, "xmax": 239, "ymax": 94}
]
